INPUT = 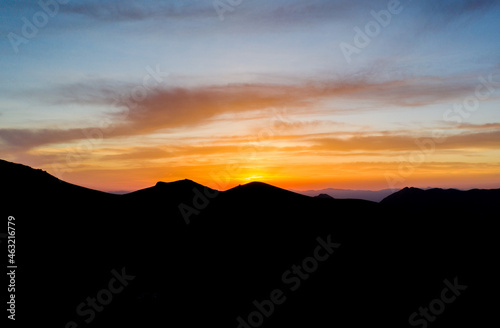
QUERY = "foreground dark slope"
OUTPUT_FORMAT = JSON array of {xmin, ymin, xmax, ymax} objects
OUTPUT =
[{"xmin": 1, "ymin": 160, "xmax": 497, "ymax": 327}]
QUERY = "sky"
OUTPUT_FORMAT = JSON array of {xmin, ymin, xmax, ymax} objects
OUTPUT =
[{"xmin": 1, "ymin": 0, "xmax": 499, "ymax": 192}]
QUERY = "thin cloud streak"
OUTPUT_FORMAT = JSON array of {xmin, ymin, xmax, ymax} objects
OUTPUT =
[
  {"xmin": 310, "ymin": 130, "xmax": 500, "ymax": 152},
  {"xmin": 1, "ymin": 73, "xmax": 497, "ymax": 152}
]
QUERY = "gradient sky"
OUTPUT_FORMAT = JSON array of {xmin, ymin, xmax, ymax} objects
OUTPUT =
[{"xmin": 1, "ymin": 0, "xmax": 499, "ymax": 192}]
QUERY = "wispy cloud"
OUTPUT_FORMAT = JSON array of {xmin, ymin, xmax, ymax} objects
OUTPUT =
[
  {"xmin": 310, "ymin": 130, "xmax": 500, "ymax": 152},
  {"xmin": 59, "ymin": 0, "xmax": 215, "ymax": 22},
  {"xmin": 420, "ymin": 0, "xmax": 500, "ymax": 24},
  {"xmin": 1, "ymin": 72, "xmax": 496, "ymax": 152},
  {"xmin": 8, "ymin": 0, "xmax": 496, "ymax": 37}
]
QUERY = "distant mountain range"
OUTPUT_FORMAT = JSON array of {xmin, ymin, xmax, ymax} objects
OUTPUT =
[
  {"xmin": 1, "ymin": 158, "xmax": 498, "ymax": 327},
  {"xmin": 293, "ymin": 187, "xmax": 397, "ymax": 202},
  {"xmin": 112, "ymin": 186, "xmax": 398, "ymax": 202}
]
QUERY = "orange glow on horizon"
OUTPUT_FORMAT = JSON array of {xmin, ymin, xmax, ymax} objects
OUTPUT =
[{"xmin": 52, "ymin": 159, "xmax": 500, "ymax": 194}]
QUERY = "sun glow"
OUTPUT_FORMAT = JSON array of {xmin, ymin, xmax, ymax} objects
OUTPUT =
[{"xmin": 245, "ymin": 175, "xmax": 264, "ymax": 181}]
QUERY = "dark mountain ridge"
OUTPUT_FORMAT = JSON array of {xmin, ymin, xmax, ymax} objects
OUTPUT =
[
  {"xmin": 382, "ymin": 186, "xmax": 500, "ymax": 210},
  {"xmin": 1, "ymin": 159, "xmax": 497, "ymax": 327}
]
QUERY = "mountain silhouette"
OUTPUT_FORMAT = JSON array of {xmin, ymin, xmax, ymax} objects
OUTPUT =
[
  {"xmin": 381, "ymin": 186, "xmax": 500, "ymax": 211},
  {"xmin": 314, "ymin": 193, "xmax": 335, "ymax": 199},
  {"xmin": 294, "ymin": 187, "xmax": 396, "ymax": 202},
  {"xmin": 1, "ymin": 159, "xmax": 496, "ymax": 327}
]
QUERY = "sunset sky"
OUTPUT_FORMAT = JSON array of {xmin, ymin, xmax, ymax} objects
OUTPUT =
[{"xmin": 1, "ymin": 0, "xmax": 499, "ymax": 192}]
